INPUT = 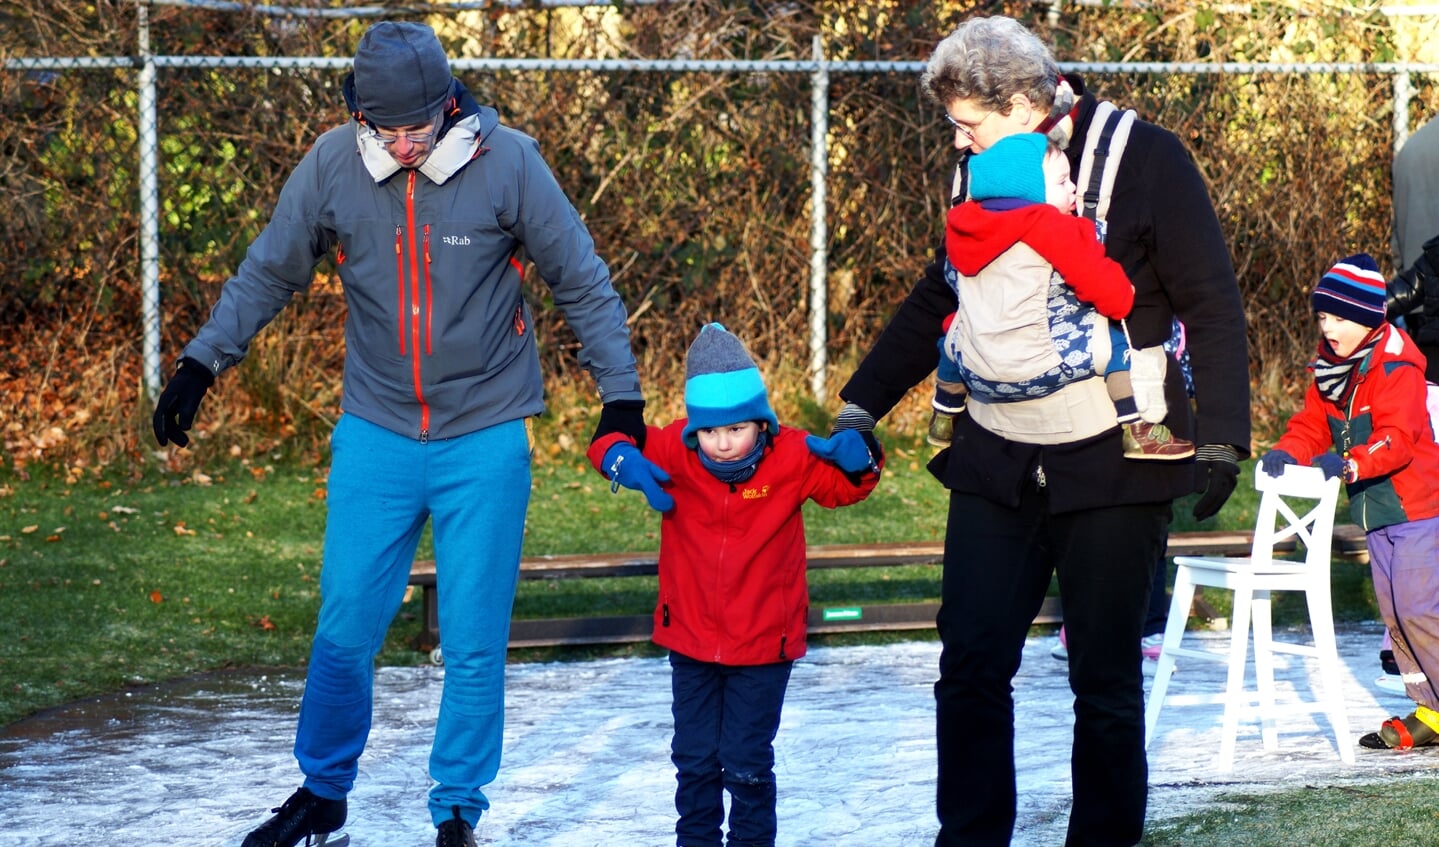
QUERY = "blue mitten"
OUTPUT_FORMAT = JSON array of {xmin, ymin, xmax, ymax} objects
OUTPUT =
[
  {"xmin": 1257, "ymin": 449, "xmax": 1298, "ymax": 478},
  {"xmin": 1311, "ymin": 452, "xmax": 1346, "ymax": 481},
  {"xmin": 805, "ymin": 429, "xmax": 877, "ymax": 475},
  {"xmin": 602, "ymin": 442, "xmax": 674, "ymax": 512}
]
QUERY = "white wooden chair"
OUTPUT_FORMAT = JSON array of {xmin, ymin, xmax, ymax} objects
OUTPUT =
[{"xmin": 1144, "ymin": 463, "xmax": 1351, "ymax": 771}]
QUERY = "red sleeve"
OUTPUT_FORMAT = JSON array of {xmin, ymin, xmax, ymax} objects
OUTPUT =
[
  {"xmin": 1272, "ymin": 383, "xmax": 1336, "ymax": 463},
  {"xmin": 1026, "ymin": 215, "xmax": 1135, "ymax": 320},
  {"xmin": 586, "ymin": 425, "xmax": 664, "ymax": 478},
  {"xmin": 586, "ymin": 431, "xmax": 631, "ymax": 477},
  {"xmin": 1349, "ymin": 362, "xmax": 1426, "ymax": 481}
]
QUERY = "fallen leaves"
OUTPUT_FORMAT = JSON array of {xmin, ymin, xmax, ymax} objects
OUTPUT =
[{"xmin": 15, "ymin": 525, "xmax": 64, "ymax": 542}]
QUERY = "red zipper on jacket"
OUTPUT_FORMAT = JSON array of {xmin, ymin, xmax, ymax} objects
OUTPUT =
[
  {"xmin": 394, "ymin": 227, "xmax": 404, "ymax": 353},
  {"xmin": 400, "ymin": 171, "xmax": 431, "ymax": 441},
  {"xmin": 712, "ymin": 484, "xmax": 732, "ymax": 662}
]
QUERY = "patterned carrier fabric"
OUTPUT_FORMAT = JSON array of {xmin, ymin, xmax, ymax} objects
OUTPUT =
[{"xmin": 942, "ymin": 259, "xmax": 1107, "ymax": 402}]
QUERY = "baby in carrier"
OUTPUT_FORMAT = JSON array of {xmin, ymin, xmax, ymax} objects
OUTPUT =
[{"xmin": 928, "ymin": 132, "xmax": 1193, "ymax": 462}]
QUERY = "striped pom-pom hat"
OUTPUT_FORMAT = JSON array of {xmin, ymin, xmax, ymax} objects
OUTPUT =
[
  {"xmin": 1312, "ymin": 253, "xmax": 1387, "ymax": 329},
  {"xmin": 680, "ymin": 323, "xmax": 779, "ymax": 448}
]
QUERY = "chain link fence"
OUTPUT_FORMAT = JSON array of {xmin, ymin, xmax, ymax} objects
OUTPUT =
[{"xmin": 3, "ymin": 1, "xmax": 1439, "ymax": 468}]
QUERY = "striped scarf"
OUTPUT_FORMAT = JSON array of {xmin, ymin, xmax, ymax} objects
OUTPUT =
[{"xmin": 1312, "ymin": 331, "xmax": 1381, "ymax": 404}]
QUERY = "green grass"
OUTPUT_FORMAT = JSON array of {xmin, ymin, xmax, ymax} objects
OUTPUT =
[
  {"xmin": 0, "ymin": 436, "xmax": 1409, "ymax": 845},
  {"xmin": 0, "ymin": 435, "xmax": 952, "ymax": 725},
  {"xmin": 0, "ymin": 436, "xmax": 1367, "ymax": 726},
  {"xmin": 1142, "ymin": 782, "xmax": 1439, "ymax": 846}
]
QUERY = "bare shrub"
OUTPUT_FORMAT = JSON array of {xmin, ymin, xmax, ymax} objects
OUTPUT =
[{"xmin": 1, "ymin": 1, "xmax": 1434, "ymax": 471}]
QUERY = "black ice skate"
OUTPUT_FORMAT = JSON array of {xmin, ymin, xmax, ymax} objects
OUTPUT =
[
  {"xmin": 241, "ymin": 787, "xmax": 348, "ymax": 847},
  {"xmin": 435, "ymin": 805, "xmax": 476, "ymax": 847}
]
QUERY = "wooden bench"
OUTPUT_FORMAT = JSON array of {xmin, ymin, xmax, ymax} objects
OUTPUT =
[{"xmin": 407, "ymin": 526, "xmax": 1370, "ymax": 652}]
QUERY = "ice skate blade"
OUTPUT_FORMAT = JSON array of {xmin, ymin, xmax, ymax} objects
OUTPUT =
[{"xmin": 315, "ymin": 833, "xmax": 350, "ymax": 847}]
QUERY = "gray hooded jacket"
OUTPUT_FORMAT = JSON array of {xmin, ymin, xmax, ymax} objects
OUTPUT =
[{"xmin": 183, "ymin": 89, "xmax": 640, "ymax": 441}]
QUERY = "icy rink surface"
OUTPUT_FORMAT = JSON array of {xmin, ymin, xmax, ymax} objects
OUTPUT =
[{"xmin": 3, "ymin": 625, "xmax": 1437, "ymax": 846}]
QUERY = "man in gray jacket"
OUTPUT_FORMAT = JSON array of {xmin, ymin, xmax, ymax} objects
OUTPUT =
[
  {"xmin": 1394, "ymin": 114, "xmax": 1439, "ymax": 272},
  {"xmin": 151, "ymin": 21, "xmax": 658, "ymax": 847}
]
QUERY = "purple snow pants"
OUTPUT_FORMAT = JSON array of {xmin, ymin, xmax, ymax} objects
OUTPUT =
[{"xmin": 1367, "ymin": 514, "xmax": 1439, "ymax": 708}]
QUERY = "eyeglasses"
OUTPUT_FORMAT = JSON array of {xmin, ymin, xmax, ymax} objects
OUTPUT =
[
  {"xmin": 945, "ymin": 108, "xmax": 995, "ymax": 141},
  {"xmin": 365, "ymin": 113, "xmax": 442, "ymax": 147}
]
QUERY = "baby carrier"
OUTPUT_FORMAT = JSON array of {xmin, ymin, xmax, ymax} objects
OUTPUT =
[{"xmin": 941, "ymin": 102, "xmax": 1169, "ymax": 443}]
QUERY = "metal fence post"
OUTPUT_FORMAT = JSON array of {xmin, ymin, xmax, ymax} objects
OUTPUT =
[
  {"xmin": 138, "ymin": 0, "xmax": 162, "ymax": 399},
  {"xmin": 808, "ymin": 35, "xmax": 830, "ymax": 402},
  {"xmin": 1394, "ymin": 69, "xmax": 1414, "ymax": 154}
]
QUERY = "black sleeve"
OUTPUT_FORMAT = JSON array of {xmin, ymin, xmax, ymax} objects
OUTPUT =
[
  {"xmin": 1137, "ymin": 129, "xmax": 1252, "ymax": 455},
  {"xmin": 838, "ymin": 243, "xmax": 957, "ymax": 421}
]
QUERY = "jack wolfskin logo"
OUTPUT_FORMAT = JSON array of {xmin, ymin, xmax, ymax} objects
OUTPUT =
[{"xmin": 442, "ymin": 235, "xmax": 472, "ymax": 246}]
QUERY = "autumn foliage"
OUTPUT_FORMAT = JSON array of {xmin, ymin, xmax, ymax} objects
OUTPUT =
[{"xmin": 2, "ymin": 1, "xmax": 1436, "ymax": 476}]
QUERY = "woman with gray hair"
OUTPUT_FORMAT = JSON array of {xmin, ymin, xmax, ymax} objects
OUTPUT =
[
  {"xmin": 920, "ymin": 15, "xmax": 1074, "ymax": 145},
  {"xmin": 832, "ymin": 15, "xmax": 1251, "ymax": 846}
]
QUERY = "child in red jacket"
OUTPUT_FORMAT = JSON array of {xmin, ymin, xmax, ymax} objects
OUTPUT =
[
  {"xmin": 588, "ymin": 322, "xmax": 882, "ymax": 847},
  {"xmin": 1260, "ymin": 253, "xmax": 1439, "ymax": 751}
]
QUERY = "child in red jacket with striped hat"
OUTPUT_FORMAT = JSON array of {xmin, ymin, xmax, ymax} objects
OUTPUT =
[
  {"xmin": 1260, "ymin": 252, "xmax": 1439, "ymax": 751},
  {"xmin": 588, "ymin": 322, "xmax": 883, "ymax": 847}
]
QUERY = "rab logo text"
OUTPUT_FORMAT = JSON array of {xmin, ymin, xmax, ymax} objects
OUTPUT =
[
  {"xmin": 741, "ymin": 484, "xmax": 771, "ymax": 500},
  {"xmin": 442, "ymin": 235, "xmax": 471, "ymax": 246}
]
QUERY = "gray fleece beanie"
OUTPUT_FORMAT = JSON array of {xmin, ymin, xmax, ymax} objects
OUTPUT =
[
  {"xmin": 680, "ymin": 323, "xmax": 780, "ymax": 448},
  {"xmin": 352, "ymin": 22, "xmax": 454, "ymax": 126}
]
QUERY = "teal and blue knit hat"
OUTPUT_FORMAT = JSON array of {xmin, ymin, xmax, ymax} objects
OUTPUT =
[
  {"xmin": 968, "ymin": 132, "xmax": 1050, "ymax": 204},
  {"xmin": 681, "ymin": 323, "xmax": 779, "ymax": 448},
  {"xmin": 1313, "ymin": 253, "xmax": 1386, "ymax": 329}
]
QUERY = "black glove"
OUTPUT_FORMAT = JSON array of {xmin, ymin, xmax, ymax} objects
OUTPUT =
[
  {"xmin": 590, "ymin": 398, "xmax": 647, "ymax": 450},
  {"xmin": 1191, "ymin": 444, "xmax": 1240, "ymax": 522},
  {"xmin": 152, "ymin": 356, "xmax": 215, "ymax": 448}
]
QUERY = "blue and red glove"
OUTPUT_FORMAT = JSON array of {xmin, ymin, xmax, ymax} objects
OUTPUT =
[
  {"xmin": 805, "ymin": 428, "xmax": 879, "ymax": 475},
  {"xmin": 601, "ymin": 442, "xmax": 674, "ymax": 513}
]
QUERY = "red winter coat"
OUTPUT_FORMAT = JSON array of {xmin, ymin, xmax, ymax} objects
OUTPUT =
[
  {"xmin": 589, "ymin": 423, "xmax": 880, "ymax": 665},
  {"xmin": 1274, "ymin": 324, "xmax": 1439, "ymax": 530}
]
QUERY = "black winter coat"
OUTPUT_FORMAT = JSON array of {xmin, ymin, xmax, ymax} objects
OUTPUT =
[
  {"xmin": 1385, "ymin": 232, "xmax": 1439, "ymax": 382},
  {"xmin": 840, "ymin": 77, "xmax": 1251, "ymax": 514}
]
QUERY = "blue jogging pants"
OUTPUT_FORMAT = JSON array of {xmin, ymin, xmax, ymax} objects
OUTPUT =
[{"xmin": 294, "ymin": 414, "xmax": 531, "ymax": 828}]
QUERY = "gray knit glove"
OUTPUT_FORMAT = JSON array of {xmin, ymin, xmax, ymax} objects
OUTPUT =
[{"xmin": 830, "ymin": 402, "xmax": 876, "ymax": 434}]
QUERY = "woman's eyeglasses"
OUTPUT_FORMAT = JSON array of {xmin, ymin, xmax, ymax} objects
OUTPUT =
[{"xmin": 945, "ymin": 108, "xmax": 995, "ymax": 141}]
